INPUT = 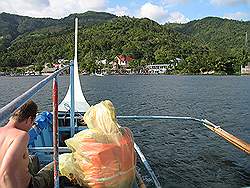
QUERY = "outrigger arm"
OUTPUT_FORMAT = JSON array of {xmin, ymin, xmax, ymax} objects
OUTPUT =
[
  {"xmin": 202, "ymin": 119, "xmax": 250, "ymax": 154},
  {"xmin": 118, "ymin": 116, "xmax": 250, "ymax": 154}
]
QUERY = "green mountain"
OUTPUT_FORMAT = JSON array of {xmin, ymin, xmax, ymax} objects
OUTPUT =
[
  {"xmin": 0, "ymin": 11, "xmax": 116, "ymax": 49},
  {"xmin": 167, "ymin": 17, "xmax": 250, "ymax": 55},
  {"xmin": 60, "ymin": 11, "xmax": 116, "ymax": 27},
  {"xmin": 0, "ymin": 16, "xmax": 197, "ymax": 67},
  {"xmin": 0, "ymin": 12, "xmax": 57, "ymax": 49},
  {"xmin": 0, "ymin": 12, "xmax": 249, "ymax": 74}
]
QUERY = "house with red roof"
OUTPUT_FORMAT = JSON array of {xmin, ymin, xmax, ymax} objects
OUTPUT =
[
  {"xmin": 108, "ymin": 55, "xmax": 135, "ymax": 74},
  {"xmin": 115, "ymin": 55, "xmax": 134, "ymax": 68}
]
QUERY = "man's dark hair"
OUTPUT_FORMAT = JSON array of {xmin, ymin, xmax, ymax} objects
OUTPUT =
[{"xmin": 12, "ymin": 100, "xmax": 38, "ymax": 122}]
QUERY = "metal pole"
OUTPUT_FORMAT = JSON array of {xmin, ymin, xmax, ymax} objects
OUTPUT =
[
  {"xmin": 69, "ymin": 18, "xmax": 78, "ymax": 137},
  {"xmin": 70, "ymin": 61, "xmax": 75, "ymax": 137},
  {"xmin": 75, "ymin": 18, "xmax": 78, "ymax": 63},
  {"xmin": 134, "ymin": 143, "xmax": 162, "ymax": 188},
  {"xmin": 245, "ymin": 32, "xmax": 248, "ymax": 50},
  {"xmin": 52, "ymin": 77, "xmax": 59, "ymax": 188}
]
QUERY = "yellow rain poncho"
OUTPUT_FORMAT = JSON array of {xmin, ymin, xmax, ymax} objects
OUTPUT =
[{"xmin": 59, "ymin": 100, "xmax": 136, "ymax": 188}]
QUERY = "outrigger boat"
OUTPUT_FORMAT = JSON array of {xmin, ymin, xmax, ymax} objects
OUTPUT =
[{"xmin": 0, "ymin": 18, "xmax": 249, "ymax": 188}]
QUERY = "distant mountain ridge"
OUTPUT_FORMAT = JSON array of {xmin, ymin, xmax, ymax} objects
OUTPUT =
[
  {"xmin": 1, "ymin": 12, "xmax": 249, "ymax": 51},
  {"xmin": 0, "ymin": 11, "xmax": 116, "ymax": 49},
  {"xmin": 166, "ymin": 17, "xmax": 250, "ymax": 52}
]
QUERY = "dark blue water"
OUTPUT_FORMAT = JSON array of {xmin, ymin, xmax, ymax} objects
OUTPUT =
[{"xmin": 0, "ymin": 75, "xmax": 249, "ymax": 188}]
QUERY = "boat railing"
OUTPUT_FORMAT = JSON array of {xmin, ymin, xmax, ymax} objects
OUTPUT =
[{"xmin": 0, "ymin": 65, "xmax": 69, "ymax": 123}]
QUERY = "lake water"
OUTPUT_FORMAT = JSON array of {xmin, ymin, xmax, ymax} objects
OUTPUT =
[{"xmin": 0, "ymin": 75, "xmax": 249, "ymax": 188}]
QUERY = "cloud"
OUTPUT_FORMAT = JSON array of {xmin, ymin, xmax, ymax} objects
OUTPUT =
[
  {"xmin": 0, "ymin": 0, "xmax": 107, "ymax": 18},
  {"xmin": 138, "ymin": 2, "xmax": 189, "ymax": 24},
  {"xmin": 162, "ymin": 0, "xmax": 188, "ymax": 5},
  {"xmin": 106, "ymin": 5, "xmax": 129, "ymax": 16},
  {"xmin": 167, "ymin": 11, "xmax": 190, "ymax": 23},
  {"xmin": 224, "ymin": 11, "xmax": 249, "ymax": 20},
  {"xmin": 0, "ymin": 0, "xmax": 45, "ymax": 14},
  {"xmin": 0, "ymin": 0, "xmax": 190, "ymax": 24},
  {"xmin": 26, "ymin": 0, "xmax": 50, "ymax": 7},
  {"xmin": 210, "ymin": 0, "xmax": 250, "ymax": 6},
  {"xmin": 139, "ymin": 2, "xmax": 167, "ymax": 23}
]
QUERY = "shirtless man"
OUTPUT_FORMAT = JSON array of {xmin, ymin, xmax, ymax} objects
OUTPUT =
[{"xmin": 0, "ymin": 100, "xmax": 53, "ymax": 188}]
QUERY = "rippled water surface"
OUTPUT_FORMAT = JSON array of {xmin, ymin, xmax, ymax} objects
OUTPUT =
[{"xmin": 0, "ymin": 75, "xmax": 249, "ymax": 188}]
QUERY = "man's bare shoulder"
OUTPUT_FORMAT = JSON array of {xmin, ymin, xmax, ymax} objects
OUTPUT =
[
  {"xmin": 0, "ymin": 127, "xmax": 28, "ymax": 142},
  {"xmin": 11, "ymin": 129, "xmax": 29, "ymax": 142},
  {"xmin": 0, "ymin": 126, "xmax": 26, "ymax": 134},
  {"xmin": 0, "ymin": 128, "xmax": 29, "ymax": 169}
]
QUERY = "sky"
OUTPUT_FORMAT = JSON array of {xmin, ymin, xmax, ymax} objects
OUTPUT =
[{"xmin": 0, "ymin": 0, "xmax": 249, "ymax": 24}]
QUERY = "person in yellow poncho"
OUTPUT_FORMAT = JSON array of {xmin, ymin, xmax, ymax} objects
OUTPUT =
[{"xmin": 59, "ymin": 100, "xmax": 136, "ymax": 188}]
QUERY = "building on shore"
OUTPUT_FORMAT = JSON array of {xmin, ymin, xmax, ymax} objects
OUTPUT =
[
  {"xmin": 146, "ymin": 64, "xmax": 174, "ymax": 74},
  {"xmin": 41, "ymin": 63, "xmax": 59, "ymax": 75},
  {"xmin": 24, "ymin": 71, "xmax": 40, "ymax": 76},
  {"xmin": 201, "ymin": 70, "xmax": 215, "ymax": 75},
  {"xmin": 109, "ymin": 55, "xmax": 135, "ymax": 74},
  {"xmin": 96, "ymin": 59, "xmax": 107, "ymax": 65},
  {"xmin": 241, "ymin": 63, "xmax": 250, "ymax": 74},
  {"xmin": 97, "ymin": 56, "xmax": 182, "ymax": 75},
  {"xmin": 145, "ymin": 58, "xmax": 181, "ymax": 74},
  {"xmin": 116, "ymin": 55, "xmax": 134, "ymax": 68},
  {"xmin": 41, "ymin": 61, "xmax": 68, "ymax": 75},
  {"xmin": 41, "ymin": 67, "xmax": 58, "ymax": 75},
  {"xmin": 0, "ymin": 72, "xmax": 6, "ymax": 76}
]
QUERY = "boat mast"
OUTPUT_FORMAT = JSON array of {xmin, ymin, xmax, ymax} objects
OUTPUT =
[
  {"xmin": 58, "ymin": 17, "xmax": 90, "ymax": 113},
  {"xmin": 244, "ymin": 32, "xmax": 248, "ymax": 67},
  {"xmin": 74, "ymin": 17, "xmax": 78, "ymax": 72},
  {"xmin": 245, "ymin": 32, "xmax": 248, "ymax": 51}
]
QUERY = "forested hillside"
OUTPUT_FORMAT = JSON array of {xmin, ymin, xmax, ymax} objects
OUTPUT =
[
  {"xmin": 0, "ymin": 12, "xmax": 57, "ymax": 49},
  {"xmin": 167, "ymin": 17, "xmax": 250, "ymax": 55},
  {"xmin": 0, "ymin": 12, "xmax": 249, "ymax": 74},
  {"xmin": 0, "ymin": 11, "xmax": 116, "ymax": 50}
]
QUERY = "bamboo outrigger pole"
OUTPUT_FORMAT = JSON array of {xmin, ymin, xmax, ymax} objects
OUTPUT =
[
  {"xmin": 118, "ymin": 116, "xmax": 250, "ymax": 155},
  {"xmin": 202, "ymin": 119, "xmax": 250, "ymax": 154}
]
